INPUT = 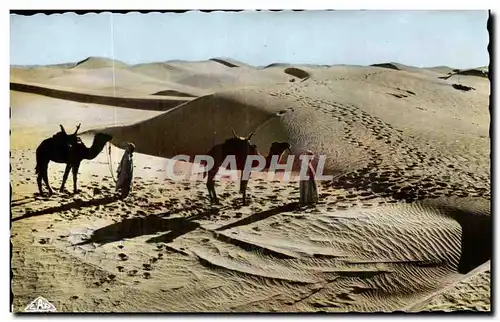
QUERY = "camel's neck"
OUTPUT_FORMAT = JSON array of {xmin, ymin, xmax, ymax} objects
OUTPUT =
[
  {"xmin": 264, "ymin": 154, "xmax": 273, "ymax": 169},
  {"xmin": 84, "ymin": 138, "xmax": 108, "ymax": 160}
]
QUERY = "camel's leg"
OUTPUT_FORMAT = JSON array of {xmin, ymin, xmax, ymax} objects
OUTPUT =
[
  {"xmin": 206, "ymin": 167, "xmax": 219, "ymax": 204},
  {"xmin": 72, "ymin": 163, "xmax": 81, "ymax": 194},
  {"xmin": 240, "ymin": 171, "xmax": 250, "ymax": 205},
  {"xmin": 36, "ymin": 160, "xmax": 48, "ymax": 195},
  {"xmin": 59, "ymin": 164, "xmax": 71, "ymax": 192},
  {"xmin": 42, "ymin": 169, "xmax": 53, "ymax": 196},
  {"xmin": 36, "ymin": 170, "xmax": 43, "ymax": 195},
  {"xmin": 37, "ymin": 172, "xmax": 44, "ymax": 195}
]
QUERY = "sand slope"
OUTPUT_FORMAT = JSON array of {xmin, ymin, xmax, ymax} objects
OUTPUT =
[
  {"xmin": 10, "ymin": 59, "xmax": 490, "ymax": 312},
  {"xmin": 405, "ymin": 260, "xmax": 491, "ymax": 312},
  {"xmin": 105, "ymin": 65, "xmax": 489, "ymax": 181}
]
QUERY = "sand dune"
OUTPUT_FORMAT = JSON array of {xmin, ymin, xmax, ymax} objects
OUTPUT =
[
  {"xmin": 160, "ymin": 64, "xmax": 295, "ymax": 92},
  {"xmin": 370, "ymin": 62, "xmax": 485, "ymax": 80},
  {"xmin": 10, "ymin": 59, "xmax": 490, "ymax": 312},
  {"xmin": 12, "ymin": 57, "xmax": 298, "ymax": 99},
  {"xmin": 12, "ymin": 65, "xmax": 197, "ymax": 97},
  {"xmin": 100, "ymin": 90, "xmax": 293, "ymax": 160},
  {"xmin": 405, "ymin": 260, "xmax": 490, "ymax": 312},
  {"xmin": 438, "ymin": 68, "xmax": 489, "ymax": 80},
  {"xmin": 10, "ymin": 82, "xmax": 192, "ymax": 111},
  {"xmin": 103, "ymin": 65, "xmax": 489, "ymax": 177},
  {"xmin": 73, "ymin": 57, "xmax": 130, "ymax": 70},
  {"xmin": 424, "ymin": 66, "xmax": 455, "ymax": 74}
]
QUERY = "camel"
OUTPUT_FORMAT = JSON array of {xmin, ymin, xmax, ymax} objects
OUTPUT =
[
  {"xmin": 203, "ymin": 129, "xmax": 291, "ymax": 205},
  {"xmin": 35, "ymin": 124, "xmax": 112, "ymax": 196},
  {"xmin": 237, "ymin": 141, "xmax": 291, "ymax": 203}
]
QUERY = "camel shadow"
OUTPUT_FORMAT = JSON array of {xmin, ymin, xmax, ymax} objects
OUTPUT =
[
  {"xmin": 216, "ymin": 202, "xmax": 299, "ymax": 231},
  {"xmin": 10, "ymin": 197, "xmax": 36, "ymax": 208},
  {"xmin": 76, "ymin": 209, "xmax": 219, "ymax": 246},
  {"xmin": 11, "ymin": 194, "xmax": 121, "ymax": 222}
]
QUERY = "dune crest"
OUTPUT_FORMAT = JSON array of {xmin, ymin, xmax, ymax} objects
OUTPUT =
[
  {"xmin": 74, "ymin": 56, "xmax": 129, "ymax": 69},
  {"xmin": 370, "ymin": 62, "xmax": 401, "ymax": 70},
  {"xmin": 209, "ymin": 58, "xmax": 251, "ymax": 68}
]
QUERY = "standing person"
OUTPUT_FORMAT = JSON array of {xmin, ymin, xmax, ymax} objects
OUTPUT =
[
  {"xmin": 299, "ymin": 150, "xmax": 318, "ymax": 206},
  {"xmin": 116, "ymin": 142, "xmax": 135, "ymax": 199}
]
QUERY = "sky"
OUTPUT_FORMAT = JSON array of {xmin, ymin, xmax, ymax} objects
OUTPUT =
[{"xmin": 10, "ymin": 10, "xmax": 490, "ymax": 68}]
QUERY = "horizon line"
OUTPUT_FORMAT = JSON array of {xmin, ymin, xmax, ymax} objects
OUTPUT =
[{"xmin": 10, "ymin": 55, "xmax": 489, "ymax": 70}]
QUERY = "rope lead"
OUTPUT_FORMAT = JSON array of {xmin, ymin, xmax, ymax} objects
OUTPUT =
[{"xmin": 106, "ymin": 142, "xmax": 117, "ymax": 184}]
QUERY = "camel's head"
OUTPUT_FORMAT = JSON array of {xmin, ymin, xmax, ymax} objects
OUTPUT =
[
  {"xmin": 227, "ymin": 128, "xmax": 257, "ymax": 157},
  {"xmin": 232, "ymin": 128, "xmax": 255, "ymax": 141},
  {"xmin": 269, "ymin": 142, "xmax": 292, "ymax": 157},
  {"xmin": 300, "ymin": 149, "xmax": 316, "ymax": 162}
]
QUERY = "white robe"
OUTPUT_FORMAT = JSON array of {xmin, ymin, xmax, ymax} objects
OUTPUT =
[{"xmin": 116, "ymin": 151, "xmax": 134, "ymax": 196}]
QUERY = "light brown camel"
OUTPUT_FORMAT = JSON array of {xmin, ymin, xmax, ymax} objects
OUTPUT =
[
  {"xmin": 35, "ymin": 125, "xmax": 113, "ymax": 196},
  {"xmin": 203, "ymin": 130, "xmax": 291, "ymax": 204}
]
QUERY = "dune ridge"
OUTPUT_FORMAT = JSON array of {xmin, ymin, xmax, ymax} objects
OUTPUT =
[
  {"xmin": 438, "ymin": 68, "xmax": 489, "ymax": 80},
  {"xmin": 10, "ymin": 82, "xmax": 192, "ymax": 111},
  {"xmin": 370, "ymin": 63, "xmax": 401, "ymax": 70}
]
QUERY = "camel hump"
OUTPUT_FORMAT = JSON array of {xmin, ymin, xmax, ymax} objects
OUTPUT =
[{"xmin": 52, "ymin": 131, "xmax": 67, "ymax": 141}]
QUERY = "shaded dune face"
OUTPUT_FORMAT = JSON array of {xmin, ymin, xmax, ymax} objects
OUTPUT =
[
  {"xmin": 370, "ymin": 62, "xmax": 401, "ymax": 70},
  {"xmin": 419, "ymin": 197, "xmax": 491, "ymax": 274},
  {"xmin": 100, "ymin": 87, "xmax": 375, "ymax": 174},
  {"xmin": 102, "ymin": 92, "xmax": 282, "ymax": 158},
  {"xmin": 284, "ymin": 67, "xmax": 311, "ymax": 80}
]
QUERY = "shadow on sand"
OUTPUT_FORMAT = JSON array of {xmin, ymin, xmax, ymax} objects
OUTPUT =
[
  {"xmin": 75, "ymin": 202, "xmax": 301, "ymax": 246},
  {"xmin": 75, "ymin": 209, "xmax": 220, "ymax": 246},
  {"xmin": 452, "ymin": 209, "xmax": 492, "ymax": 274},
  {"xmin": 11, "ymin": 194, "xmax": 121, "ymax": 222},
  {"xmin": 216, "ymin": 202, "xmax": 299, "ymax": 231}
]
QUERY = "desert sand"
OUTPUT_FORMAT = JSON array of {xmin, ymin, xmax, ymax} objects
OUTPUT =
[{"xmin": 10, "ymin": 57, "xmax": 490, "ymax": 312}]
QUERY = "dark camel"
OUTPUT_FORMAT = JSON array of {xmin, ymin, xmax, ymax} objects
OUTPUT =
[
  {"xmin": 263, "ymin": 142, "xmax": 292, "ymax": 169},
  {"xmin": 203, "ymin": 129, "xmax": 291, "ymax": 204},
  {"xmin": 35, "ymin": 124, "xmax": 112, "ymax": 196}
]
